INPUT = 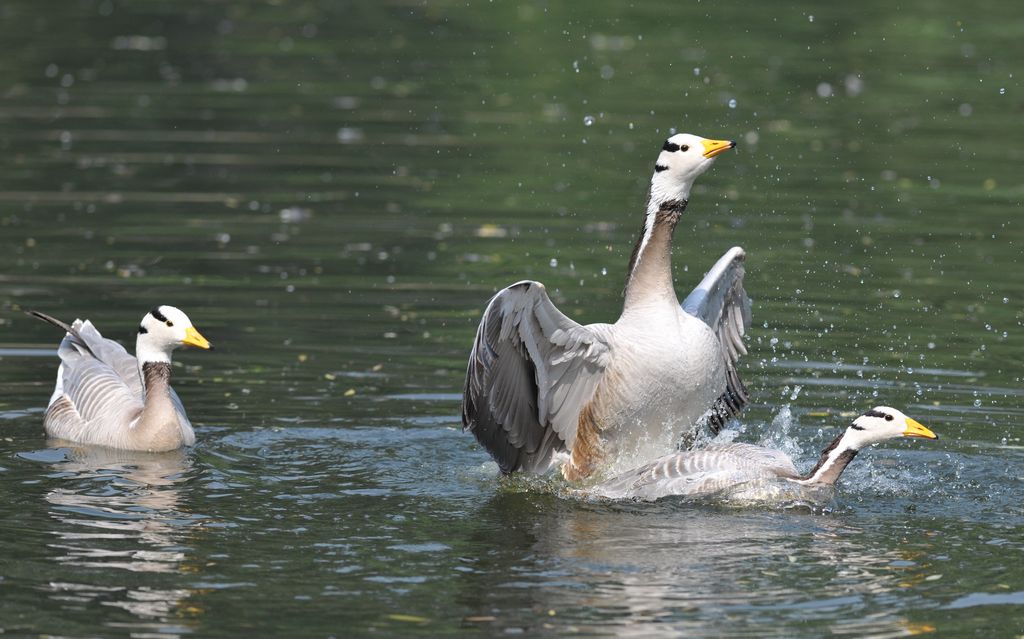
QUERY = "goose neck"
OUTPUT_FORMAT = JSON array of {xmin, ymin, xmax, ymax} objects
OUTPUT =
[
  {"xmin": 623, "ymin": 198, "xmax": 686, "ymax": 310},
  {"xmin": 141, "ymin": 361, "xmax": 173, "ymax": 401},
  {"xmin": 794, "ymin": 432, "xmax": 859, "ymax": 486}
]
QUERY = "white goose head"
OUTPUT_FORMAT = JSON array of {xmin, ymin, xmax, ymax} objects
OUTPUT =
[
  {"xmin": 136, "ymin": 305, "xmax": 212, "ymax": 364},
  {"xmin": 797, "ymin": 406, "xmax": 938, "ymax": 486},
  {"xmin": 648, "ymin": 133, "xmax": 736, "ymax": 213},
  {"xmin": 844, "ymin": 406, "xmax": 938, "ymax": 450}
]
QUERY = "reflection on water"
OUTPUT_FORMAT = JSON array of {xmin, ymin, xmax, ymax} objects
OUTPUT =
[
  {"xmin": 44, "ymin": 445, "xmax": 192, "ymax": 572},
  {"xmin": 453, "ymin": 493, "xmax": 948, "ymax": 637},
  {"xmin": 27, "ymin": 445, "xmax": 203, "ymax": 633}
]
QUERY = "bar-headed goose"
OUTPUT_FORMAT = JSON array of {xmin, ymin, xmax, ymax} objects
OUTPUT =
[
  {"xmin": 593, "ymin": 406, "xmax": 938, "ymax": 501},
  {"xmin": 463, "ymin": 133, "xmax": 750, "ymax": 480},
  {"xmin": 29, "ymin": 306, "xmax": 212, "ymax": 452}
]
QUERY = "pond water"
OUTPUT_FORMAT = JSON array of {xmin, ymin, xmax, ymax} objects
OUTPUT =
[{"xmin": 1, "ymin": 1, "xmax": 1022, "ymax": 636}]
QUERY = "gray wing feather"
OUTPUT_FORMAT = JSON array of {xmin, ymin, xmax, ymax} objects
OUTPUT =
[
  {"xmin": 682, "ymin": 247, "xmax": 753, "ymax": 431},
  {"xmin": 462, "ymin": 281, "xmax": 610, "ymax": 474},
  {"xmin": 73, "ymin": 319, "xmax": 145, "ymax": 394},
  {"xmin": 47, "ymin": 331, "xmax": 146, "ymax": 442},
  {"xmin": 594, "ymin": 443, "xmax": 799, "ymax": 500}
]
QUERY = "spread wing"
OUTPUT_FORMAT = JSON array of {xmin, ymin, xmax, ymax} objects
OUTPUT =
[
  {"xmin": 681, "ymin": 246, "xmax": 752, "ymax": 432},
  {"xmin": 594, "ymin": 443, "xmax": 798, "ymax": 500},
  {"xmin": 462, "ymin": 281, "xmax": 611, "ymax": 474}
]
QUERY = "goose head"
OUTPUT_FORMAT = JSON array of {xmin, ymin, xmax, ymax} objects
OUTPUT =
[
  {"xmin": 135, "ymin": 305, "xmax": 212, "ymax": 364},
  {"xmin": 797, "ymin": 405, "xmax": 937, "ymax": 486},
  {"xmin": 844, "ymin": 406, "xmax": 938, "ymax": 450},
  {"xmin": 649, "ymin": 133, "xmax": 736, "ymax": 209}
]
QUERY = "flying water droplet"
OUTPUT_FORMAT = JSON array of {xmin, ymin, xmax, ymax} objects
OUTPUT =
[
  {"xmin": 583, "ymin": 115, "xmax": 595, "ymax": 126},
  {"xmin": 727, "ymin": 99, "xmax": 737, "ymax": 109},
  {"xmin": 999, "ymin": 87, "xmax": 1006, "ymax": 95}
]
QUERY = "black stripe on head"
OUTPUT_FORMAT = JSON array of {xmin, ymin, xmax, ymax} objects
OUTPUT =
[
  {"xmin": 138, "ymin": 325, "xmax": 148, "ymax": 335},
  {"xmin": 662, "ymin": 140, "xmax": 680, "ymax": 152},
  {"xmin": 150, "ymin": 306, "xmax": 168, "ymax": 323},
  {"xmin": 654, "ymin": 164, "xmax": 669, "ymax": 172},
  {"xmin": 849, "ymin": 424, "xmax": 865, "ymax": 431},
  {"xmin": 861, "ymin": 409, "xmax": 893, "ymax": 421}
]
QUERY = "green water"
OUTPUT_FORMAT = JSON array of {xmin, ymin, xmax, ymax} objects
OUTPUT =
[{"xmin": 1, "ymin": 1, "xmax": 1022, "ymax": 636}]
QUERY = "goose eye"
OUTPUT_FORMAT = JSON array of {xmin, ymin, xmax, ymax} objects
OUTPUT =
[
  {"xmin": 166, "ymin": 321, "xmax": 174, "ymax": 327},
  {"xmin": 884, "ymin": 414, "xmax": 893, "ymax": 421},
  {"xmin": 680, "ymin": 144, "xmax": 689, "ymax": 152}
]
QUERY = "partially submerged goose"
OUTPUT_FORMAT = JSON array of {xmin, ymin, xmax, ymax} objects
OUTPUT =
[
  {"xmin": 594, "ymin": 407, "xmax": 938, "ymax": 501},
  {"xmin": 463, "ymin": 133, "xmax": 751, "ymax": 480},
  {"xmin": 29, "ymin": 306, "xmax": 212, "ymax": 452}
]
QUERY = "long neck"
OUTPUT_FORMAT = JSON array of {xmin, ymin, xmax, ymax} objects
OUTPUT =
[
  {"xmin": 623, "ymin": 196, "xmax": 687, "ymax": 310},
  {"xmin": 794, "ymin": 432, "xmax": 859, "ymax": 486},
  {"xmin": 139, "ymin": 361, "xmax": 175, "ymax": 421},
  {"xmin": 127, "ymin": 361, "xmax": 187, "ymax": 451}
]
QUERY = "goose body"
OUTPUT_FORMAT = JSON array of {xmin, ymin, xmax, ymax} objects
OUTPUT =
[
  {"xmin": 462, "ymin": 134, "xmax": 751, "ymax": 480},
  {"xmin": 30, "ymin": 306, "xmax": 212, "ymax": 452},
  {"xmin": 593, "ymin": 407, "xmax": 938, "ymax": 502}
]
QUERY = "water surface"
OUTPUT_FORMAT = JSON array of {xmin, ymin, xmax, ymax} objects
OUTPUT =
[{"xmin": 1, "ymin": 1, "xmax": 1022, "ymax": 636}]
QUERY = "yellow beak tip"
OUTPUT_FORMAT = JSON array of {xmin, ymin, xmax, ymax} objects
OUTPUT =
[
  {"xmin": 903, "ymin": 418, "xmax": 938, "ymax": 440},
  {"xmin": 701, "ymin": 139, "xmax": 738, "ymax": 158},
  {"xmin": 182, "ymin": 327, "xmax": 212, "ymax": 350}
]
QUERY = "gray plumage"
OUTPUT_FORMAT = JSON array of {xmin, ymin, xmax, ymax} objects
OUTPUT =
[
  {"xmin": 462, "ymin": 281, "xmax": 612, "ymax": 474},
  {"xmin": 592, "ymin": 443, "xmax": 799, "ymax": 501}
]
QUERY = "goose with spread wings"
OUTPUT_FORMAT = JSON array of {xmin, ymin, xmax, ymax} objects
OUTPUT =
[{"xmin": 462, "ymin": 133, "xmax": 751, "ymax": 481}]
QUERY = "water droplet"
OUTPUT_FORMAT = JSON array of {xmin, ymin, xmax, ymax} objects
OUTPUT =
[
  {"xmin": 600, "ymin": 267, "xmax": 607, "ymax": 275},
  {"xmin": 1003, "ymin": 297, "xmax": 1009, "ymax": 304},
  {"xmin": 549, "ymin": 258, "xmax": 558, "ymax": 267},
  {"xmin": 808, "ymin": 14, "xmax": 815, "ymax": 22},
  {"xmin": 583, "ymin": 115, "xmax": 595, "ymax": 126},
  {"xmin": 727, "ymin": 98, "xmax": 737, "ymax": 109},
  {"xmin": 973, "ymin": 399, "xmax": 982, "ymax": 407},
  {"xmin": 999, "ymin": 87, "xmax": 1006, "ymax": 95}
]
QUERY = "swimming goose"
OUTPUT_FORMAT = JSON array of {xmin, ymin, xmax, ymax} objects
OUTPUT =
[
  {"xmin": 462, "ymin": 133, "xmax": 750, "ymax": 480},
  {"xmin": 593, "ymin": 406, "xmax": 938, "ymax": 501},
  {"xmin": 29, "ymin": 306, "xmax": 212, "ymax": 452}
]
